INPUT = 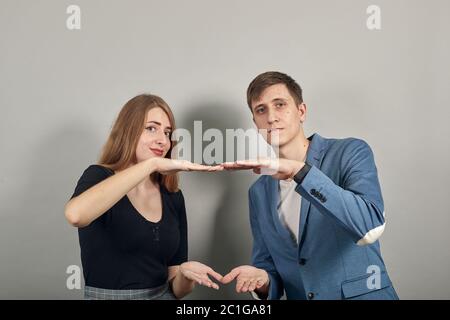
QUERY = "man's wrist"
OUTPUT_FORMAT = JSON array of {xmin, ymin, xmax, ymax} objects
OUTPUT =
[{"xmin": 293, "ymin": 162, "xmax": 311, "ymax": 184}]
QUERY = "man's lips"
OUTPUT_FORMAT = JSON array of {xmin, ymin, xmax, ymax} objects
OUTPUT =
[
  {"xmin": 267, "ymin": 128, "xmax": 283, "ymax": 133},
  {"xmin": 150, "ymin": 148, "xmax": 164, "ymax": 156}
]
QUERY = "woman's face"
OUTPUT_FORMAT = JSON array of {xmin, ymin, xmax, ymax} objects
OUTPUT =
[{"xmin": 135, "ymin": 107, "xmax": 172, "ymax": 163}]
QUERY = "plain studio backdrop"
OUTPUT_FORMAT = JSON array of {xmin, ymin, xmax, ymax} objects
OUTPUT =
[{"xmin": 1, "ymin": 0, "xmax": 449, "ymax": 299}]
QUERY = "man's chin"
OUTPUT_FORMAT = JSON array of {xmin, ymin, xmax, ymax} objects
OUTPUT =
[{"xmin": 267, "ymin": 136, "xmax": 285, "ymax": 147}]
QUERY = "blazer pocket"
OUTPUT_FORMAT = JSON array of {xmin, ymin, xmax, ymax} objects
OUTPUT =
[{"xmin": 341, "ymin": 271, "xmax": 392, "ymax": 299}]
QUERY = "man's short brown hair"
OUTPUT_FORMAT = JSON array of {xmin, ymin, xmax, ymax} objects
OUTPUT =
[{"xmin": 247, "ymin": 71, "xmax": 303, "ymax": 110}]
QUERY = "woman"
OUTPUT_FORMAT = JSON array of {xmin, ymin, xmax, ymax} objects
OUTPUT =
[{"xmin": 65, "ymin": 94, "xmax": 223, "ymax": 300}]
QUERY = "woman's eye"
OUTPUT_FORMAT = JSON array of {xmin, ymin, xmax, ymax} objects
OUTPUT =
[
  {"xmin": 146, "ymin": 126, "xmax": 156, "ymax": 132},
  {"xmin": 165, "ymin": 131, "xmax": 171, "ymax": 137}
]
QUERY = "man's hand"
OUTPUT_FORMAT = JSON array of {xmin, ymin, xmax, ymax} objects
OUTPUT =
[
  {"xmin": 221, "ymin": 265, "xmax": 269, "ymax": 293},
  {"xmin": 222, "ymin": 158, "xmax": 304, "ymax": 180}
]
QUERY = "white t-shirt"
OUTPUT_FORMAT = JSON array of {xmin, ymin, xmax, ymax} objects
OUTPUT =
[{"xmin": 277, "ymin": 179, "xmax": 302, "ymax": 245}]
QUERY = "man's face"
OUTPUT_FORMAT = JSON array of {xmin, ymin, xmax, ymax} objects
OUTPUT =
[{"xmin": 251, "ymin": 83, "xmax": 306, "ymax": 147}]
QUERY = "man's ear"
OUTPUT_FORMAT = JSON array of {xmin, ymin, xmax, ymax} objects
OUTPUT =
[{"xmin": 298, "ymin": 103, "xmax": 307, "ymax": 123}]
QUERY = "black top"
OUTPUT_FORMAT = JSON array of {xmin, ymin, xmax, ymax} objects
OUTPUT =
[{"xmin": 70, "ymin": 165, "xmax": 188, "ymax": 289}]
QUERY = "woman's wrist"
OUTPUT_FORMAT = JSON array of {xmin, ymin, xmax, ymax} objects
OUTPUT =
[{"xmin": 145, "ymin": 157, "xmax": 158, "ymax": 174}]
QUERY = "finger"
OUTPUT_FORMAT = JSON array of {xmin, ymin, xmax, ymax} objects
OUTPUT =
[
  {"xmin": 182, "ymin": 270, "xmax": 203, "ymax": 285},
  {"xmin": 238, "ymin": 279, "xmax": 251, "ymax": 293},
  {"xmin": 224, "ymin": 167, "xmax": 254, "ymax": 171},
  {"xmin": 256, "ymin": 278, "xmax": 265, "ymax": 289},
  {"xmin": 220, "ymin": 162, "xmax": 237, "ymax": 167},
  {"xmin": 198, "ymin": 163, "xmax": 226, "ymax": 171},
  {"xmin": 210, "ymin": 281, "xmax": 220, "ymax": 290},
  {"xmin": 188, "ymin": 163, "xmax": 214, "ymax": 171},
  {"xmin": 243, "ymin": 280, "xmax": 253, "ymax": 293},
  {"xmin": 200, "ymin": 275, "xmax": 219, "ymax": 290},
  {"xmin": 187, "ymin": 273, "xmax": 205, "ymax": 286},
  {"xmin": 207, "ymin": 268, "xmax": 224, "ymax": 282},
  {"xmin": 222, "ymin": 268, "xmax": 240, "ymax": 284},
  {"xmin": 191, "ymin": 273, "xmax": 209, "ymax": 287},
  {"xmin": 235, "ymin": 159, "xmax": 262, "ymax": 166},
  {"xmin": 248, "ymin": 279, "xmax": 257, "ymax": 292},
  {"xmin": 221, "ymin": 161, "xmax": 257, "ymax": 167},
  {"xmin": 236, "ymin": 278, "xmax": 246, "ymax": 292},
  {"xmin": 207, "ymin": 165, "xmax": 223, "ymax": 171},
  {"xmin": 237, "ymin": 159, "xmax": 274, "ymax": 168},
  {"xmin": 182, "ymin": 267, "xmax": 216, "ymax": 288},
  {"xmin": 220, "ymin": 163, "xmax": 248, "ymax": 170},
  {"xmin": 221, "ymin": 163, "xmax": 257, "ymax": 171}
]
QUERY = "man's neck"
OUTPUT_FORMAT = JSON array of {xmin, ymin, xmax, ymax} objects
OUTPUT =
[{"xmin": 279, "ymin": 132, "xmax": 309, "ymax": 162}]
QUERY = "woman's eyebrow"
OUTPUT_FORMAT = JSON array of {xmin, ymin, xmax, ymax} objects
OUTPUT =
[{"xmin": 146, "ymin": 121, "xmax": 172, "ymax": 130}]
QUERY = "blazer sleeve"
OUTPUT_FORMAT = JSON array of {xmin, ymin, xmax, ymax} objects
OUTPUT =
[
  {"xmin": 295, "ymin": 139, "xmax": 386, "ymax": 246},
  {"xmin": 249, "ymin": 189, "xmax": 284, "ymax": 300}
]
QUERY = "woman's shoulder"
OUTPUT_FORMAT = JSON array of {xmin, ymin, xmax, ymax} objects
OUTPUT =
[
  {"xmin": 71, "ymin": 165, "xmax": 115, "ymax": 200},
  {"xmin": 80, "ymin": 164, "xmax": 115, "ymax": 180}
]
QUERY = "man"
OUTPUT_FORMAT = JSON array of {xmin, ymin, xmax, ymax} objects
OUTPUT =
[{"xmin": 221, "ymin": 71, "xmax": 398, "ymax": 300}]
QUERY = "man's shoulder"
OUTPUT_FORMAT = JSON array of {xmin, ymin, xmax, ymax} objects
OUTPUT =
[{"xmin": 322, "ymin": 136, "xmax": 371, "ymax": 155}]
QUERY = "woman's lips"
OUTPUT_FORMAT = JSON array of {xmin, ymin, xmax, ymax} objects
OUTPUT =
[{"xmin": 150, "ymin": 148, "xmax": 164, "ymax": 156}]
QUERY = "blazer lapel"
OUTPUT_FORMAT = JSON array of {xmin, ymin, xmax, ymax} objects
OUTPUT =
[{"xmin": 298, "ymin": 133, "xmax": 327, "ymax": 252}]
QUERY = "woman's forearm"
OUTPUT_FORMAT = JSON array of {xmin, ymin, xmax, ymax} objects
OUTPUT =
[{"xmin": 64, "ymin": 158, "xmax": 156, "ymax": 227}]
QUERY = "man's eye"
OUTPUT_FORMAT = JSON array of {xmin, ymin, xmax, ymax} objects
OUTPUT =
[
  {"xmin": 276, "ymin": 103, "xmax": 284, "ymax": 107},
  {"xmin": 256, "ymin": 107, "xmax": 265, "ymax": 114}
]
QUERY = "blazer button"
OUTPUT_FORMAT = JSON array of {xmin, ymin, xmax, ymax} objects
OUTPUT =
[
  {"xmin": 307, "ymin": 292, "xmax": 315, "ymax": 300},
  {"xmin": 310, "ymin": 189, "xmax": 317, "ymax": 196},
  {"xmin": 299, "ymin": 258, "xmax": 307, "ymax": 266}
]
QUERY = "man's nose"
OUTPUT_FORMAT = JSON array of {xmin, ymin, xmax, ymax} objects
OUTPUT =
[{"xmin": 267, "ymin": 108, "xmax": 279, "ymax": 124}]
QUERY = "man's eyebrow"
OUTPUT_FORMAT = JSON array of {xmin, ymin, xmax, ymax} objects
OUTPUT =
[
  {"xmin": 146, "ymin": 121, "xmax": 172, "ymax": 130},
  {"xmin": 272, "ymin": 97, "xmax": 287, "ymax": 103},
  {"xmin": 253, "ymin": 97, "xmax": 288, "ymax": 110}
]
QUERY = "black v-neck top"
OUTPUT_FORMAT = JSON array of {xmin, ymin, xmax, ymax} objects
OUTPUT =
[{"xmin": 70, "ymin": 165, "xmax": 188, "ymax": 289}]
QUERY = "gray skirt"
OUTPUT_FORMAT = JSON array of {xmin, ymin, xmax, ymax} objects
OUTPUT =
[{"xmin": 84, "ymin": 282, "xmax": 177, "ymax": 300}]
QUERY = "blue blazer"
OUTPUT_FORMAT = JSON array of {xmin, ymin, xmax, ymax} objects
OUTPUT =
[{"xmin": 249, "ymin": 133, "xmax": 398, "ymax": 300}]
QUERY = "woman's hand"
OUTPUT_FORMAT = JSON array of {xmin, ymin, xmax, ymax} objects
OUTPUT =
[
  {"xmin": 178, "ymin": 261, "xmax": 223, "ymax": 290},
  {"xmin": 150, "ymin": 158, "xmax": 223, "ymax": 175}
]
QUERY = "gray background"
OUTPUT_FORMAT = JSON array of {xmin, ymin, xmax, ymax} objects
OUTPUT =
[{"xmin": 1, "ymin": 0, "xmax": 449, "ymax": 299}]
